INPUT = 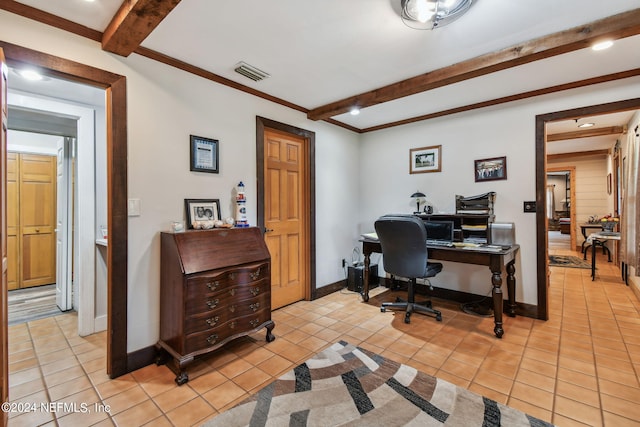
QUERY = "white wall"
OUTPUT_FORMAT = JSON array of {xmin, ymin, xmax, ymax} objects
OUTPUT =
[
  {"xmin": 7, "ymin": 130, "xmax": 60, "ymax": 155},
  {"xmin": 360, "ymin": 80, "xmax": 640, "ymax": 306},
  {"xmin": 0, "ymin": 11, "xmax": 361, "ymax": 352}
]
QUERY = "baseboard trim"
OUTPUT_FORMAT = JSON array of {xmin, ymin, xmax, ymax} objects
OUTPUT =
[
  {"xmin": 126, "ymin": 345, "xmax": 157, "ymax": 374},
  {"xmin": 313, "ymin": 280, "xmax": 345, "ymax": 300}
]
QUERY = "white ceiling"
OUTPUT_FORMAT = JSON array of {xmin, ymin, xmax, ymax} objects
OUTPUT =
[{"xmin": 8, "ymin": 0, "xmax": 640, "ymax": 154}]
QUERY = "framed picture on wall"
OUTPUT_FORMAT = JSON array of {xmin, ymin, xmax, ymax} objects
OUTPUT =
[
  {"xmin": 409, "ymin": 145, "xmax": 441, "ymax": 174},
  {"xmin": 474, "ymin": 156, "xmax": 507, "ymax": 182},
  {"xmin": 190, "ymin": 135, "xmax": 219, "ymax": 173}
]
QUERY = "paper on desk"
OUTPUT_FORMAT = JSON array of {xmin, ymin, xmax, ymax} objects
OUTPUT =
[{"xmin": 361, "ymin": 232, "xmax": 378, "ymax": 240}]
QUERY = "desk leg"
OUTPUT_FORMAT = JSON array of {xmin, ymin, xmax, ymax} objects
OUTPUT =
[
  {"xmin": 491, "ymin": 269, "xmax": 504, "ymax": 338},
  {"xmin": 591, "ymin": 240, "xmax": 597, "ymax": 281},
  {"xmin": 506, "ymin": 261, "xmax": 516, "ymax": 317},
  {"xmin": 362, "ymin": 253, "xmax": 370, "ymax": 302},
  {"xmin": 580, "ymin": 228, "xmax": 588, "ymax": 253}
]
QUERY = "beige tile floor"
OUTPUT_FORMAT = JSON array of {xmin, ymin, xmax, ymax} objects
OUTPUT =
[{"xmin": 7, "ymin": 248, "xmax": 640, "ymax": 426}]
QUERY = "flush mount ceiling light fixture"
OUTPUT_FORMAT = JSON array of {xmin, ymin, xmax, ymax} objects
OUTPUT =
[{"xmin": 400, "ymin": 0, "xmax": 475, "ymax": 30}]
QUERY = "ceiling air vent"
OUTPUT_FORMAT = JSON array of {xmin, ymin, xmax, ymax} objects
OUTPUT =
[{"xmin": 234, "ymin": 62, "xmax": 270, "ymax": 82}]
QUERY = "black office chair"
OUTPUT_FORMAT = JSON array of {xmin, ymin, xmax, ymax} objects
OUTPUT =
[{"xmin": 375, "ymin": 215, "xmax": 442, "ymax": 323}]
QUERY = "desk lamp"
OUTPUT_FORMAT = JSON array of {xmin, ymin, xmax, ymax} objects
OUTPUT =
[{"xmin": 411, "ymin": 191, "xmax": 426, "ymax": 214}]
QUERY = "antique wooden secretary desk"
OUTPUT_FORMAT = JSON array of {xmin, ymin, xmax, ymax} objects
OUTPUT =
[{"xmin": 157, "ymin": 227, "xmax": 275, "ymax": 385}]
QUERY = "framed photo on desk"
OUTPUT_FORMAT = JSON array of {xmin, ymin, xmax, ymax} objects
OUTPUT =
[{"xmin": 410, "ymin": 145, "xmax": 441, "ymax": 174}]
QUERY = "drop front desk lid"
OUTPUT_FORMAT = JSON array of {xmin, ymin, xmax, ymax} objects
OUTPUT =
[{"xmin": 161, "ymin": 227, "xmax": 270, "ymax": 275}]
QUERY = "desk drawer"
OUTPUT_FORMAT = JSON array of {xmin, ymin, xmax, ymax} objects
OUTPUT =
[
  {"xmin": 184, "ymin": 310, "xmax": 271, "ymax": 354},
  {"xmin": 184, "ymin": 293, "xmax": 270, "ymax": 334},
  {"xmin": 186, "ymin": 263, "xmax": 269, "ymax": 300},
  {"xmin": 185, "ymin": 279, "xmax": 269, "ymax": 316}
]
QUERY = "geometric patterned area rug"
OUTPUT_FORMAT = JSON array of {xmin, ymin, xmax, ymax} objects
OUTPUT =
[
  {"xmin": 203, "ymin": 341, "xmax": 554, "ymax": 427},
  {"xmin": 549, "ymin": 254, "xmax": 591, "ymax": 269}
]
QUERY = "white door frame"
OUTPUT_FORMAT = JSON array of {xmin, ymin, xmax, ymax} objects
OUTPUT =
[
  {"xmin": 9, "ymin": 90, "xmax": 97, "ymax": 335},
  {"xmin": 55, "ymin": 137, "xmax": 72, "ymax": 311}
]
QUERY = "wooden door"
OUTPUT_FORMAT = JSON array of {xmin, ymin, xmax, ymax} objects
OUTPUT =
[
  {"xmin": 264, "ymin": 129, "xmax": 307, "ymax": 309},
  {"xmin": 1, "ymin": 47, "xmax": 10, "ymax": 426},
  {"xmin": 18, "ymin": 154, "xmax": 56, "ymax": 289}
]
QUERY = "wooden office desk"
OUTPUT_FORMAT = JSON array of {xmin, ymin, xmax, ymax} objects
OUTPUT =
[{"xmin": 361, "ymin": 239, "xmax": 519, "ymax": 338}]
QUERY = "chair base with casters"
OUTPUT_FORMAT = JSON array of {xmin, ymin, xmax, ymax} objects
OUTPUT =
[{"xmin": 380, "ymin": 269, "xmax": 442, "ymax": 323}]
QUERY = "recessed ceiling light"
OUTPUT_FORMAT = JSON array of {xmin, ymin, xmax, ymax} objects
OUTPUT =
[
  {"xmin": 349, "ymin": 107, "xmax": 360, "ymax": 116},
  {"xmin": 17, "ymin": 69, "xmax": 43, "ymax": 81},
  {"xmin": 592, "ymin": 40, "xmax": 613, "ymax": 51},
  {"xmin": 578, "ymin": 122, "xmax": 595, "ymax": 128}
]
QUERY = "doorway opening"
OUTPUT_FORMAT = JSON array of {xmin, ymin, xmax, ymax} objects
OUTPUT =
[
  {"xmin": 7, "ymin": 134, "xmax": 64, "ymax": 325},
  {"xmin": 546, "ymin": 168, "xmax": 575, "ymax": 253},
  {"xmin": 1, "ymin": 41, "xmax": 129, "ymax": 378},
  {"xmin": 6, "ymin": 86, "xmax": 107, "ymax": 335},
  {"xmin": 536, "ymin": 98, "xmax": 640, "ymax": 320}
]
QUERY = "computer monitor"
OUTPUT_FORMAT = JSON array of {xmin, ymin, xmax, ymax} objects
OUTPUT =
[{"xmin": 425, "ymin": 220, "xmax": 455, "ymax": 243}]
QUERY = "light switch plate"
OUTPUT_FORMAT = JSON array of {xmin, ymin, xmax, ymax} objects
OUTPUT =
[
  {"xmin": 523, "ymin": 201, "xmax": 536, "ymax": 213},
  {"xmin": 128, "ymin": 198, "xmax": 141, "ymax": 216}
]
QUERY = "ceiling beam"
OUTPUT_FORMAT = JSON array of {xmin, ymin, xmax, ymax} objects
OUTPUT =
[
  {"xmin": 547, "ymin": 150, "xmax": 609, "ymax": 161},
  {"xmin": 102, "ymin": 0, "xmax": 182, "ymax": 57},
  {"xmin": 547, "ymin": 126, "xmax": 626, "ymax": 142},
  {"xmin": 362, "ymin": 69, "xmax": 640, "ymax": 133},
  {"xmin": 307, "ymin": 8, "xmax": 640, "ymax": 121}
]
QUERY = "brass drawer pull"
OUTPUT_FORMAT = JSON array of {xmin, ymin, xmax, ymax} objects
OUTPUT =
[
  {"xmin": 249, "ymin": 319, "xmax": 260, "ymax": 328},
  {"xmin": 250, "ymin": 287, "xmax": 260, "ymax": 296},
  {"xmin": 229, "ymin": 288, "xmax": 236, "ymax": 296},
  {"xmin": 250, "ymin": 268, "xmax": 261, "ymax": 280},
  {"xmin": 206, "ymin": 299, "xmax": 219, "ymax": 310},
  {"xmin": 207, "ymin": 281, "xmax": 220, "ymax": 291},
  {"xmin": 205, "ymin": 316, "xmax": 219, "ymax": 327},
  {"xmin": 229, "ymin": 321, "xmax": 237, "ymax": 329},
  {"xmin": 229, "ymin": 305, "xmax": 236, "ymax": 313},
  {"xmin": 250, "ymin": 302, "xmax": 260, "ymax": 312},
  {"xmin": 206, "ymin": 334, "xmax": 218, "ymax": 345},
  {"xmin": 229, "ymin": 272, "xmax": 236, "ymax": 281}
]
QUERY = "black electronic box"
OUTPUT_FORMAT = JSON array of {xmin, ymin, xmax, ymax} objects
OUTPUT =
[{"xmin": 347, "ymin": 263, "xmax": 379, "ymax": 292}]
